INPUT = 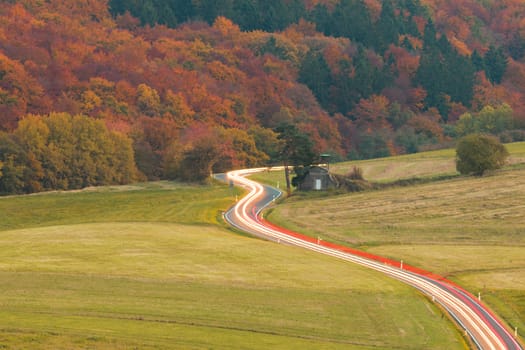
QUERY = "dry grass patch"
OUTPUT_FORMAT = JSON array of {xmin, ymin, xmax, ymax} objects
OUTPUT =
[{"xmin": 269, "ymin": 169, "xmax": 525, "ymax": 246}]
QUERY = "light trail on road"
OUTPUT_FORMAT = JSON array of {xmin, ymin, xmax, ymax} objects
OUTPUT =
[{"xmin": 222, "ymin": 167, "xmax": 523, "ymax": 350}]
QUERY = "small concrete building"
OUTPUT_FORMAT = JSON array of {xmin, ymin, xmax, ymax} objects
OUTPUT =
[{"xmin": 297, "ymin": 166, "xmax": 336, "ymax": 191}]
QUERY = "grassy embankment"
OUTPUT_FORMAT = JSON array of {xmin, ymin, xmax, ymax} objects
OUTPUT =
[
  {"xmin": 265, "ymin": 142, "xmax": 525, "ymax": 342},
  {"xmin": 0, "ymin": 182, "xmax": 465, "ymax": 349}
]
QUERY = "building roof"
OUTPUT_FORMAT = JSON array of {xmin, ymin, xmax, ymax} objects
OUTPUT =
[{"xmin": 309, "ymin": 165, "xmax": 329, "ymax": 173}]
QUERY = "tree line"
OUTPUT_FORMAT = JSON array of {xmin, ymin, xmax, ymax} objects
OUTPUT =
[
  {"xmin": 0, "ymin": 112, "xmax": 315, "ymax": 195},
  {"xmin": 0, "ymin": 113, "xmax": 138, "ymax": 194},
  {"xmin": 107, "ymin": 0, "xmax": 521, "ymax": 154},
  {"xmin": 1, "ymin": 1, "xmax": 524, "ymax": 194}
]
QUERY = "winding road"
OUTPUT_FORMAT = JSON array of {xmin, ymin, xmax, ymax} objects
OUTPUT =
[{"xmin": 220, "ymin": 167, "xmax": 523, "ymax": 350}]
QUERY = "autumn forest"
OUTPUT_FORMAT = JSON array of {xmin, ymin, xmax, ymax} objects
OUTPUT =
[{"xmin": 1, "ymin": 0, "xmax": 525, "ymax": 194}]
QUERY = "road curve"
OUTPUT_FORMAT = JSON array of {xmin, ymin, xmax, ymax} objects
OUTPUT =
[{"xmin": 221, "ymin": 167, "xmax": 522, "ymax": 350}]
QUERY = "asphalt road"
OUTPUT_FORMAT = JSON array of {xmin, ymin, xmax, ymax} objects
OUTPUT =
[{"xmin": 219, "ymin": 168, "xmax": 523, "ymax": 350}]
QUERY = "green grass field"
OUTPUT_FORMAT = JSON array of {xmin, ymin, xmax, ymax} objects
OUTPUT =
[
  {"xmin": 265, "ymin": 142, "xmax": 525, "ymax": 343},
  {"xmin": 0, "ymin": 182, "xmax": 465, "ymax": 349}
]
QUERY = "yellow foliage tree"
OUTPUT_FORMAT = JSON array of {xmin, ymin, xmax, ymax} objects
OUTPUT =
[
  {"xmin": 81, "ymin": 90, "xmax": 102, "ymax": 112},
  {"xmin": 136, "ymin": 83, "xmax": 161, "ymax": 117}
]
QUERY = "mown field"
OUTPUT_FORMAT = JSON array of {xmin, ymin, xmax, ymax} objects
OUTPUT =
[
  {"xmin": 0, "ymin": 182, "xmax": 465, "ymax": 349},
  {"xmin": 253, "ymin": 142, "xmax": 525, "ymax": 187},
  {"xmin": 265, "ymin": 142, "xmax": 525, "ymax": 344}
]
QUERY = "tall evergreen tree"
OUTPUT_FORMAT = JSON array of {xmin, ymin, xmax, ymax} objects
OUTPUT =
[
  {"xmin": 508, "ymin": 33, "xmax": 525, "ymax": 60},
  {"xmin": 448, "ymin": 51, "xmax": 475, "ymax": 109},
  {"xmin": 172, "ymin": 0, "xmax": 195, "ymax": 23},
  {"xmin": 331, "ymin": 58, "xmax": 355, "ymax": 115},
  {"xmin": 108, "ymin": 0, "xmax": 127, "ymax": 16},
  {"xmin": 376, "ymin": 0, "xmax": 402, "ymax": 52},
  {"xmin": 471, "ymin": 50, "xmax": 485, "ymax": 72},
  {"xmin": 274, "ymin": 122, "xmax": 315, "ymax": 195},
  {"xmin": 484, "ymin": 46, "xmax": 508, "ymax": 84},
  {"xmin": 193, "ymin": 0, "xmax": 233, "ymax": 24},
  {"xmin": 417, "ymin": 20, "xmax": 474, "ymax": 118},
  {"xmin": 154, "ymin": 0, "xmax": 177, "ymax": 27},
  {"xmin": 308, "ymin": 4, "xmax": 331, "ymax": 36},
  {"xmin": 422, "ymin": 19, "xmax": 438, "ymax": 49},
  {"xmin": 331, "ymin": 0, "xmax": 374, "ymax": 46},
  {"xmin": 354, "ymin": 46, "xmax": 392, "ymax": 102},
  {"xmin": 298, "ymin": 50, "xmax": 333, "ymax": 110},
  {"xmin": 261, "ymin": 0, "xmax": 289, "ymax": 31},
  {"xmin": 404, "ymin": 0, "xmax": 425, "ymax": 16},
  {"xmin": 139, "ymin": 0, "xmax": 159, "ymax": 26},
  {"xmin": 232, "ymin": 0, "xmax": 261, "ymax": 30}
]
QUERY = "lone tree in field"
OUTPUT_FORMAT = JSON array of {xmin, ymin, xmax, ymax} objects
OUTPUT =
[
  {"xmin": 456, "ymin": 134, "xmax": 509, "ymax": 176},
  {"xmin": 274, "ymin": 122, "xmax": 315, "ymax": 196}
]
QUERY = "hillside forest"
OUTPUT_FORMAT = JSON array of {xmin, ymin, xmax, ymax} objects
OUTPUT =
[{"xmin": 1, "ymin": 0, "xmax": 525, "ymax": 194}]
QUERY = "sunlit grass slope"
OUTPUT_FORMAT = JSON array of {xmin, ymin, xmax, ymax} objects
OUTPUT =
[
  {"xmin": 266, "ymin": 142, "xmax": 525, "ymax": 340},
  {"xmin": 0, "ymin": 182, "xmax": 465, "ymax": 349},
  {"xmin": 0, "ymin": 181, "xmax": 239, "ymax": 231},
  {"xmin": 332, "ymin": 141, "xmax": 525, "ymax": 181},
  {"xmin": 252, "ymin": 142, "xmax": 525, "ymax": 186}
]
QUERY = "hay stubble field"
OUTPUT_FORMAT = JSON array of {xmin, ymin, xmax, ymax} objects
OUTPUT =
[{"xmin": 266, "ymin": 142, "xmax": 525, "ymax": 342}]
